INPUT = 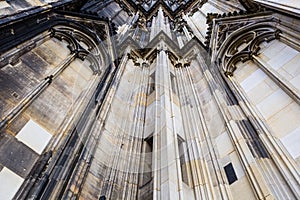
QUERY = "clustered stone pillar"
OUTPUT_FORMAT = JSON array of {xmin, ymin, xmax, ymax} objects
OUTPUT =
[{"xmin": 153, "ymin": 42, "xmax": 183, "ymax": 200}]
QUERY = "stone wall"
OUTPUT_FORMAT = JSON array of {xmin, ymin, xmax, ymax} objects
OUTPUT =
[
  {"xmin": 0, "ymin": 24, "xmax": 104, "ymax": 199},
  {"xmin": 234, "ymin": 39, "xmax": 300, "ymax": 166}
]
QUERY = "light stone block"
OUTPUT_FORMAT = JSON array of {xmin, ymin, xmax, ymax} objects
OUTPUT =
[
  {"xmin": 280, "ymin": 126, "xmax": 300, "ymax": 159},
  {"xmin": 267, "ymin": 44, "xmax": 298, "ymax": 70},
  {"xmin": 290, "ymin": 74, "xmax": 300, "ymax": 92},
  {"xmin": 144, "ymin": 123, "xmax": 155, "ymax": 139},
  {"xmin": 247, "ymin": 80, "xmax": 274, "ymax": 105},
  {"xmin": 234, "ymin": 61, "xmax": 257, "ymax": 83},
  {"xmin": 71, "ymin": 59, "xmax": 93, "ymax": 81},
  {"xmin": 201, "ymin": 2, "xmax": 223, "ymax": 14},
  {"xmin": 216, "ymin": 132, "xmax": 234, "ymax": 158},
  {"xmin": 160, "ymin": 180, "xmax": 179, "ymax": 200},
  {"xmin": 16, "ymin": 119, "xmax": 52, "ymax": 154},
  {"xmin": 62, "ymin": 63, "xmax": 89, "ymax": 93},
  {"xmin": 256, "ymin": 89, "xmax": 292, "ymax": 119},
  {"xmin": 206, "ymin": 113, "xmax": 225, "ymax": 138},
  {"xmin": 0, "ymin": 167, "xmax": 24, "ymax": 200},
  {"xmin": 282, "ymin": 53, "xmax": 300, "ymax": 78},
  {"xmin": 259, "ymin": 40, "xmax": 286, "ymax": 59},
  {"xmin": 230, "ymin": 176, "xmax": 256, "ymax": 200},
  {"xmin": 240, "ymin": 69, "xmax": 267, "ymax": 93},
  {"xmin": 219, "ymin": 155, "xmax": 231, "ymax": 167},
  {"xmin": 277, "ymin": 68, "xmax": 294, "ymax": 81},
  {"xmin": 268, "ymin": 102, "xmax": 300, "ymax": 138},
  {"xmin": 264, "ymin": 77, "xmax": 279, "ymax": 91},
  {"xmin": 256, "ymin": 53, "xmax": 270, "ymax": 62},
  {"xmin": 182, "ymin": 182, "xmax": 195, "ymax": 199},
  {"xmin": 296, "ymin": 157, "xmax": 300, "ymax": 167},
  {"xmin": 49, "ymin": 38, "xmax": 70, "ymax": 59},
  {"xmin": 27, "ymin": 0, "xmax": 44, "ymax": 6},
  {"xmin": 160, "ymin": 181, "xmax": 169, "ymax": 199}
]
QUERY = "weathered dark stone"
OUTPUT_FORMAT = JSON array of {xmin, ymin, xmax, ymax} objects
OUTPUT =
[
  {"xmin": 21, "ymin": 51, "xmax": 49, "ymax": 76},
  {"xmin": 0, "ymin": 133, "xmax": 39, "ymax": 178}
]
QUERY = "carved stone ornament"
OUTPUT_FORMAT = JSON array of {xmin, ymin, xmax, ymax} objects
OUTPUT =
[{"xmin": 214, "ymin": 20, "xmax": 280, "ymax": 76}]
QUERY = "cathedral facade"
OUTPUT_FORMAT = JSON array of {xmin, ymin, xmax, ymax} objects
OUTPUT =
[{"xmin": 0, "ymin": 0, "xmax": 300, "ymax": 199}]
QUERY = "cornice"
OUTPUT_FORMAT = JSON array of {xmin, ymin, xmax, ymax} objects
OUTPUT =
[
  {"xmin": 117, "ymin": 31, "xmax": 204, "ymax": 66},
  {"xmin": 114, "ymin": 0, "xmax": 199, "ymax": 21}
]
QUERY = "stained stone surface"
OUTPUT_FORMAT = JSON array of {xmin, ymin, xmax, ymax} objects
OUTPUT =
[
  {"xmin": 0, "ymin": 134, "xmax": 39, "ymax": 178},
  {"xmin": 0, "ymin": 0, "xmax": 300, "ymax": 199}
]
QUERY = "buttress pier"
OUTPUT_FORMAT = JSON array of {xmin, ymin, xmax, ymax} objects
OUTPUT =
[{"xmin": 0, "ymin": 0, "xmax": 300, "ymax": 199}]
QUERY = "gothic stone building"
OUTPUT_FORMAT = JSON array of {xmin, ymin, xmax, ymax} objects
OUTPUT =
[{"xmin": 0, "ymin": 0, "xmax": 300, "ymax": 199}]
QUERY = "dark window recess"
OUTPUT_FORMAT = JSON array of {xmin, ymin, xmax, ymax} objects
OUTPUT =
[
  {"xmin": 170, "ymin": 73, "xmax": 176, "ymax": 94},
  {"xmin": 148, "ymin": 72, "xmax": 155, "ymax": 95},
  {"xmin": 145, "ymin": 136, "xmax": 153, "ymax": 152},
  {"xmin": 178, "ymin": 136, "xmax": 189, "ymax": 185},
  {"xmin": 224, "ymin": 163, "xmax": 238, "ymax": 184},
  {"xmin": 99, "ymin": 196, "xmax": 106, "ymax": 200},
  {"xmin": 12, "ymin": 92, "xmax": 19, "ymax": 98}
]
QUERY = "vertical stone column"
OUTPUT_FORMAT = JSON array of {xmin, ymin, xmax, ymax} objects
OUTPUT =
[
  {"xmin": 60, "ymin": 48, "xmax": 131, "ymax": 200},
  {"xmin": 182, "ymin": 13, "xmax": 205, "ymax": 43},
  {"xmin": 165, "ymin": 17, "xmax": 172, "ymax": 39},
  {"xmin": 153, "ymin": 42, "xmax": 182, "ymax": 200},
  {"xmin": 175, "ymin": 65, "xmax": 212, "ymax": 200},
  {"xmin": 183, "ymin": 26, "xmax": 192, "ymax": 41},
  {"xmin": 120, "ymin": 59, "xmax": 150, "ymax": 200},
  {"xmin": 157, "ymin": 7, "xmax": 165, "ymax": 33},
  {"xmin": 150, "ymin": 7, "xmax": 173, "ymax": 41},
  {"xmin": 178, "ymin": 59, "xmax": 231, "ymax": 200}
]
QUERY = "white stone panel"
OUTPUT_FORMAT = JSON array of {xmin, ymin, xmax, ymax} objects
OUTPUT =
[
  {"xmin": 231, "ymin": 176, "xmax": 256, "ymax": 200},
  {"xmin": 216, "ymin": 132, "xmax": 234, "ymax": 158},
  {"xmin": 247, "ymin": 80, "xmax": 273, "ymax": 105},
  {"xmin": 16, "ymin": 119, "xmax": 52, "ymax": 154},
  {"xmin": 182, "ymin": 182, "xmax": 195, "ymax": 199},
  {"xmin": 240, "ymin": 69, "xmax": 267, "ymax": 93},
  {"xmin": 290, "ymin": 74, "xmax": 300, "ymax": 91},
  {"xmin": 282, "ymin": 53, "xmax": 300, "ymax": 78},
  {"xmin": 280, "ymin": 126, "xmax": 300, "ymax": 159},
  {"xmin": 72, "ymin": 59, "xmax": 94, "ymax": 81},
  {"xmin": 277, "ymin": 68, "xmax": 294, "ymax": 81},
  {"xmin": 190, "ymin": 12, "xmax": 208, "ymax": 41},
  {"xmin": 0, "ymin": 167, "xmax": 24, "ymax": 200},
  {"xmin": 256, "ymin": 89, "xmax": 291, "ymax": 119},
  {"xmin": 234, "ymin": 61, "xmax": 258, "ymax": 83},
  {"xmin": 267, "ymin": 44, "xmax": 298, "ymax": 70},
  {"xmin": 46, "ymin": 38, "xmax": 70, "ymax": 59},
  {"xmin": 268, "ymin": 102, "xmax": 300, "ymax": 138},
  {"xmin": 259, "ymin": 40, "xmax": 286, "ymax": 59}
]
